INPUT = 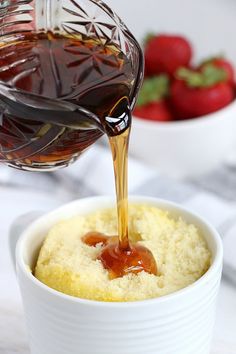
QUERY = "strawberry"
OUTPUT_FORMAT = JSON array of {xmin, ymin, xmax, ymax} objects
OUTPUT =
[
  {"xmin": 144, "ymin": 34, "xmax": 192, "ymax": 77},
  {"xmin": 134, "ymin": 101, "xmax": 173, "ymax": 122},
  {"xmin": 171, "ymin": 66, "xmax": 234, "ymax": 119},
  {"xmin": 200, "ymin": 57, "xmax": 235, "ymax": 86},
  {"xmin": 134, "ymin": 75, "xmax": 173, "ymax": 121}
]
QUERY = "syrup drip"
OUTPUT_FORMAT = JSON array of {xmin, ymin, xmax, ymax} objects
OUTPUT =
[
  {"xmin": 82, "ymin": 115, "xmax": 158, "ymax": 279},
  {"xmin": 82, "ymin": 231, "xmax": 157, "ymax": 279},
  {"xmin": 97, "ymin": 122, "xmax": 158, "ymax": 279}
]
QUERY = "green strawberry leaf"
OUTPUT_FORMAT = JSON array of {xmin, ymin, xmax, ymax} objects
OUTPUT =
[
  {"xmin": 177, "ymin": 64, "xmax": 227, "ymax": 88},
  {"xmin": 177, "ymin": 68, "xmax": 203, "ymax": 87},
  {"xmin": 136, "ymin": 75, "xmax": 169, "ymax": 107},
  {"xmin": 202, "ymin": 64, "xmax": 227, "ymax": 86}
]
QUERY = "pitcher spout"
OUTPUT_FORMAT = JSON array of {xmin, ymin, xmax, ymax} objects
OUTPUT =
[{"xmin": 104, "ymin": 96, "xmax": 131, "ymax": 136}]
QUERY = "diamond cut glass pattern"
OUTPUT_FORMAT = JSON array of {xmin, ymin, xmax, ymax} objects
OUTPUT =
[
  {"xmin": 0, "ymin": 0, "xmax": 143, "ymax": 170},
  {"xmin": 62, "ymin": 0, "xmax": 134, "ymax": 63}
]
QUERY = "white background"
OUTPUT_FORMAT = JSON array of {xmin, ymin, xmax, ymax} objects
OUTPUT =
[{"xmin": 106, "ymin": 0, "xmax": 236, "ymax": 65}]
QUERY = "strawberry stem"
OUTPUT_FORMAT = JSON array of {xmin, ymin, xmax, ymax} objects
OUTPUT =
[{"xmin": 136, "ymin": 75, "xmax": 169, "ymax": 107}]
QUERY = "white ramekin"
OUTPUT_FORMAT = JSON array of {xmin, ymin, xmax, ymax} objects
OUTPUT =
[
  {"xmin": 10, "ymin": 196, "xmax": 223, "ymax": 354},
  {"xmin": 130, "ymin": 101, "xmax": 236, "ymax": 178}
]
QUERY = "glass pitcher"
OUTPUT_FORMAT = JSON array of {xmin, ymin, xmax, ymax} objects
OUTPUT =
[{"xmin": 0, "ymin": 0, "xmax": 143, "ymax": 171}]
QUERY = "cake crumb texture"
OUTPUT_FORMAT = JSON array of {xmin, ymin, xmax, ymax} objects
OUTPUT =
[{"xmin": 34, "ymin": 204, "xmax": 211, "ymax": 302}]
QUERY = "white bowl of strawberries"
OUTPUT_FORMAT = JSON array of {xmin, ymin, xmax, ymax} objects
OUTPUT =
[{"xmin": 130, "ymin": 33, "xmax": 236, "ymax": 178}]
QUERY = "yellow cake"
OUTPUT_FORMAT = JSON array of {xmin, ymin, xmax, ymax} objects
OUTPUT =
[{"xmin": 34, "ymin": 204, "xmax": 211, "ymax": 302}]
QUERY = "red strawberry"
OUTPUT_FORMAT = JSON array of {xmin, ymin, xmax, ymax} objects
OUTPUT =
[
  {"xmin": 200, "ymin": 58, "xmax": 235, "ymax": 86},
  {"xmin": 171, "ymin": 67, "xmax": 234, "ymax": 119},
  {"xmin": 134, "ymin": 101, "xmax": 173, "ymax": 122},
  {"xmin": 134, "ymin": 75, "xmax": 173, "ymax": 121},
  {"xmin": 145, "ymin": 34, "xmax": 192, "ymax": 77}
]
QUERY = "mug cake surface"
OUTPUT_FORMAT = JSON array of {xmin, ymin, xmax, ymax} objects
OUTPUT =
[{"xmin": 34, "ymin": 204, "xmax": 211, "ymax": 302}]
